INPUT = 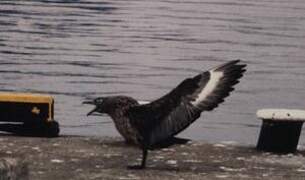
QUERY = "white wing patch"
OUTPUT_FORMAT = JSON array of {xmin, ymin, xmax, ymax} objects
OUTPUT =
[
  {"xmin": 191, "ymin": 69, "xmax": 224, "ymax": 106},
  {"xmin": 137, "ymin": 100, "xmax": 150, "ymax": 105}
]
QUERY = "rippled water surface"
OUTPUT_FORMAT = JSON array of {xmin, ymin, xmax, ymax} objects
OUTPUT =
[{"xmin": 1, "ymin": 0, "xmax": 305, "ymax": 145}]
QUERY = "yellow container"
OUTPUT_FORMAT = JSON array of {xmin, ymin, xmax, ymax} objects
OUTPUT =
[{"xmin": 0, "ymin": 92, "xmax": 59, "ymax": 137}]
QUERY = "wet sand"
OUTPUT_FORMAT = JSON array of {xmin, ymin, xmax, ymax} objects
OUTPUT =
[{"xmin": 1, "ymin": 135, "xmax": 305, "ymax": 179}]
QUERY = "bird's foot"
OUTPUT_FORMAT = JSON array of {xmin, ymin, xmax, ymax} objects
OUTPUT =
[{"xmin": 127, "ymin": 164, "xmax": 145, "ymax": 170}]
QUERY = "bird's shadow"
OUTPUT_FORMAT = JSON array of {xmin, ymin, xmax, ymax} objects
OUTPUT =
[{"xmin": 126, "ymin": 162, "xmax": 221, "ymax": 173}]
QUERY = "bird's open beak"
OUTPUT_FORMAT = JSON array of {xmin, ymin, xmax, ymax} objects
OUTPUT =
[
  {"xmin": 87, "ymin": 107, "xmax": 98, "ymax": 116},
  {"xmin": 83, "ymin": 100, "xmax": 97, "ymax": 116},
  {"xmin": 82, "ymin": 100, "xmax": 94, "ymax": 105}
]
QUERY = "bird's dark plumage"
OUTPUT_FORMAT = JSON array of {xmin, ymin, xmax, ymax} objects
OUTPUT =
[{"xmin": 84, "ymin": 60, "xmax": 246, "ymax": 169}]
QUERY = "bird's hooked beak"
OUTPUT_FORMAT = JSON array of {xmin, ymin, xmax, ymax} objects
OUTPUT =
[{"xmin": 83, "ymin": 100, "xmax": 98, "ymax": 116}]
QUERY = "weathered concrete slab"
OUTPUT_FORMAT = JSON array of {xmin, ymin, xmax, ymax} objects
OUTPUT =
[
  {"xmin": 0, "ymin": 157, "xmax": 28, "ymax": 180},
  {"xmin": 0, "ymin": 136, "xmax": 305, "ymax": 180}
]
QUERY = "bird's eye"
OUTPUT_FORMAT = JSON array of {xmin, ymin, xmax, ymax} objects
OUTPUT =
[{"xmin": 95, "ymin": 97, "xmax": 104, "ymax": 104}]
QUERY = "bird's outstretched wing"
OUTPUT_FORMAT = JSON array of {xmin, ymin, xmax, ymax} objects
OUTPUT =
[{"xmin": 128, "ymin": 60, "xmax": 246, "ymax": 147}]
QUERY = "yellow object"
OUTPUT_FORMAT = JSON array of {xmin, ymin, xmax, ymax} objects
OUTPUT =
[
  {"xmin": 0, "ymin": 92, "xmax": 54, "ymax": 121},
  {"xmin": 31, "ymin": 106, "xmax": 41, "ymax": 115}
]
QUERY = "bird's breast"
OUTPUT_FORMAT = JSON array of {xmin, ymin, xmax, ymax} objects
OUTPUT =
[{"xmin": 112, "ymin": 116, "xmax": 138, "ymax": 144}]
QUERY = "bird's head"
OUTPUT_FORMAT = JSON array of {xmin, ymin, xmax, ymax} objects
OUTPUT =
[
  {"xmin": 83, "ymin": 97, "xmax": 107, "ymax": 116},
  {"xmin": 83, "ymin": 96, "xmax": 138, "ymax": 116}
]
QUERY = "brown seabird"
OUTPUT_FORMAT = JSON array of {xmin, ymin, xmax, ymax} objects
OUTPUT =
[{"xmin": 84, "ymin": 60, "xmax": 246, "ymax": 169}]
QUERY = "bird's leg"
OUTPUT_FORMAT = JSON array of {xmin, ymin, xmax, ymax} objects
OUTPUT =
[
  {"xmin": 127, "ymin": 148, "xmax": 148, "ymax": 170},
  {"xmin": 140, "ymin": 148, "xmax": 148, "ymax": 168}
]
